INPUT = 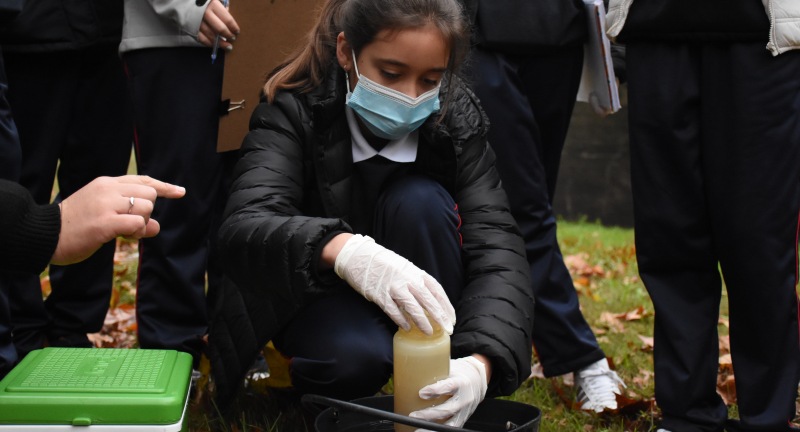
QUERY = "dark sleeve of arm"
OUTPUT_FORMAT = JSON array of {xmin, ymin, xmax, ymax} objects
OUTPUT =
[
  {"xmin": 312, "ymin": 230, "xmax": 349, "ymax": 284},
  {"xmin": 217, "ymin": 99, "xmax": 351, "ymax": 320},
  {"xmin": 0, "ymin": 179, "xmax": 60, "ymax": 274},
  {"xmin": 451, "ymin": 139, "xmax": 534, "ymax": 398}
]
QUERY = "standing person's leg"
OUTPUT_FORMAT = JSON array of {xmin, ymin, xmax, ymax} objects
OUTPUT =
[
  {"xmin": 0, "ymin": 46, "xmax": 20, "ymax": 377},
  {"xmin": 514, "ymin": 48, "xmax": 583, "ymax": 201},
  {"xmin": 702, "ymin": 43, "xmax": 800, "ymax": 432},
  {"xmin": 125, "ymin": 47, "xmax": 226, "ymax": 364},
  {"xmin": 0, "ymin": 47, "xmax": 20, "ymax": 182},
  {"xmin": 45, "ymin": 45, "xmax": 132, "ymax": 346},
  {"xmin": 0, "ymin": 283, "xmax": 13, "ymax": 377},
  {"xmin": 468, "ymin": 48, "xmax": 604, "ymax": 376},
  {"xmin": 2, "ymin": 50, "xmax": 76, "ymax": 355},
  {"xmin": 627, "ymin": 42, "xmax": 727, "ymax": 432}
]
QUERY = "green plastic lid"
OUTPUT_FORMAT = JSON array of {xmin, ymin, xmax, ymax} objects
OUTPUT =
[{"xmin": 0, "ymin": 348, "xmax": 192, "ymax": 426}]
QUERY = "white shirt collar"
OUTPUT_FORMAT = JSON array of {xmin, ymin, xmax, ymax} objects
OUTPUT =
[{"xmin": 346, "ymin": 106, "xmax": 418, "ymax": 163}]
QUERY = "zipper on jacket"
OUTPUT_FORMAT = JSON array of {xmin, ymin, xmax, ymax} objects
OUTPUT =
[
  {"xmin": 606, "ymin": 0, "xmax": 635, "ymax": 39},
  {"xmin": 765, "ymin": 0, "xmax": 779, "ymax": 56}
]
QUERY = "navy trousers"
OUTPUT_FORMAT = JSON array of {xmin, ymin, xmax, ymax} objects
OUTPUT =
[
  {"xmin": 124, "ymin": 48, "xmax": 235, "ymax": 364},
  {"xmin": 0, "ymin": 46, "xmax": 132, "ymax": 358},
  {"xmin": 627, "ymin": 42, "xmax": 800, "ymax": 432},
  {"xmin": 467, "ymin": 47, "xmax": 605, "ymax": 376},
  {"xmin": 273, "ymin": 175, "xmax": 464, "ymax": 400}
]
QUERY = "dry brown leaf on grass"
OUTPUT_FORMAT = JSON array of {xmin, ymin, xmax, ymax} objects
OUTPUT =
[
  {"xmin": 574, "ymin": 276, "xmax": 591, "ymax": 288},
  {"xmin": 616, "ymin": 306, "xmax": 650, "ymax": 321},
  {"xmin": 614, "ymin": 392, "xmax": 657, "ymax": 417},
  {"xmin": 622, "ymin": 275, "xmax": 640, "ymax": 286},
  {"xmin": 87, "ymin": 332, "xmax": 114, "ymax": 347},
  {"xmin": 564, "ymin": 253, "xmax": 589, "ymax": 272},
  {"xmin": 40, "ymin": 275, "xmax": 51, "ymax": 297},
  {"xmin": 717, "ymin": 356, "xmax": 736, "ymax": 405},
  {"xmin": 718, "ymin": 334, "xmax": 730, "ymax": 354},
  {"xmin": 717, "ymin": 374, "xmax": 736, "ymax": 406},
  {"xmin": 598, "ymin": 312, "xmax": 626, "ymax": 333},
  {"xmin": 637, "ymin": 334, "xmax": 654, "ymax": 351},
  {"xmin": 597, "ymin": 307, "xmax": 652, "ymax": 334},
  {"xmin": 90, "ymin": 304, "xmax": 138, "ymax": 348},
  {"xmin": 564, "ymin": 253, "xmax": 606, "ymax": 278},
  {"xmin": 573, "ymin": 279, "xmax": 601, "ymax": 301},
  {"xmin": 113, "ymin": 239, "xmax": 139, "ymax": 263},
  {"xmin": 529, "ymin": 363, "xmax": 545, "ymax": 380},
  {"xmin": 632, "ymin": 368, "xmax": 654, "ymax": 388}
]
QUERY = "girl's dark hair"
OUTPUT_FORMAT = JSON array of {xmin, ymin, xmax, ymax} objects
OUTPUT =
[{"xmin": 263, "ymin": 0, "xmax": 469, "ymax": 104}]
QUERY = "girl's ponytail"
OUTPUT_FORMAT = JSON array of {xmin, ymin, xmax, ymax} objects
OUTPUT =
[{"xmin": 263, "ymin": 0, "xmax": 348, "ymax": 102}]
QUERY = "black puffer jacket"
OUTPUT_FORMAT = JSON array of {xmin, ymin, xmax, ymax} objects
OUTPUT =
[{"xmin": 207, "ymin": 66, "xmax": 534, "ymax": 404}]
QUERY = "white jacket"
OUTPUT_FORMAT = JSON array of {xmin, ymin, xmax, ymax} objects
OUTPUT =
[
  {"xmin": 606, "ymin": 0, "xmax": 800, "ymax": 56},
  {"xmin": 119, "ymin": 0, "xmax": 207, "ymax": 54}
]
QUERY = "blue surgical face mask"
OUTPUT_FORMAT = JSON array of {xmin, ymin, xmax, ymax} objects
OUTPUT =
[{"xmin": 345, "ymin": 50, "xmax": 440, "ymax": 140}]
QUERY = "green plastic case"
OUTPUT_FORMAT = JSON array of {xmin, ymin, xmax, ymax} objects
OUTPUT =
[{"xmin": 0, "ymin": 348, "xmax": 192, "ymax": 429}]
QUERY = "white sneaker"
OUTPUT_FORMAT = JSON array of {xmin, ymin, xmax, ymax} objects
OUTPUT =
[{"xmin": 574, "ymin": 358, "xmax": 626, "ymax": 412}]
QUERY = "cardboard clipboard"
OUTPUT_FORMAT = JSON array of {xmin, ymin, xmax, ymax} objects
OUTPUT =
[{"xmin": 217, "ymin": 0, "xmax": 325, "ymax": 153}]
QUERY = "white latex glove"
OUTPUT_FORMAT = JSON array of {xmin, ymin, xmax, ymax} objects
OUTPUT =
[
  {"xmin": 333, "ymin": 234, "xmax": 455, "ymax": 335},
  {"xmin": 409, "ymin": 356, "xmax": 488, "ymax": 428}
]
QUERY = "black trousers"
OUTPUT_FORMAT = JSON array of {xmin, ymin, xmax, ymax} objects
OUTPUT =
[
  {"xmin": 273, "ymin": 175, "xmax": 464, "ymax": 401},
  {"xmin": 467, "ymin": 47, "xmax": 605, "ymax": 376},
  {"xmin": 0, "ymin": 46, "xmax": 132, "ymax": 360},
  {"xmin": 0, "ymin": 46, "xmax": 20, "ymax": 377},
  {"xmin": 0, "ymin": 47, "xmax": 19, "ymax": 182},
  {"xmin": 124, "ymin": 48, "xmax": 235, "ymax": 364},
  {"xmin": 627, "ymin": 42, "xmax": 800, "ymax": 432}
]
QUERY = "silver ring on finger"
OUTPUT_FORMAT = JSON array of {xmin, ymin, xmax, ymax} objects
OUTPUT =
[{"xmin": 127, "ymin": 196, "xmax": 135, "ymax": 214}]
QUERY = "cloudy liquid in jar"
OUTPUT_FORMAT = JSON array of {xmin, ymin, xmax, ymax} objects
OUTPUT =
[{"xmin": 393, "ymin": 319, "xmax": 450, "ymax": 432}]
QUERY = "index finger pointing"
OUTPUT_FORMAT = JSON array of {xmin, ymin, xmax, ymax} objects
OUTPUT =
[{"xmin": 116, "ymin": 175, "xmax": 186, "ymax": 199}]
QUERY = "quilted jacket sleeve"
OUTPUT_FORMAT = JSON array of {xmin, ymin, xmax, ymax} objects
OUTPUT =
[
  {"xmin": 218, "ymin": 92, "xmax": 351, "ymax": 328},
  {"xmin": 444, "ymin": 83, "xmax": 534, "ymax": 397}
]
